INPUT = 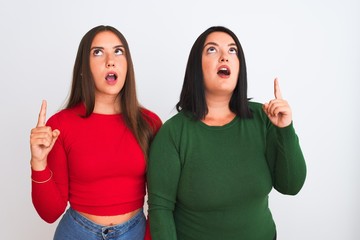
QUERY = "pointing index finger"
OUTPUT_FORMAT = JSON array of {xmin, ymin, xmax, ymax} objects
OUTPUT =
[
  {"xmin": 274, "ymin": 78, "xmax": 283, "ymax": 99},
  {"xmin": 36, "ymin": 100, "xmax": 47, "ymax": 127}
]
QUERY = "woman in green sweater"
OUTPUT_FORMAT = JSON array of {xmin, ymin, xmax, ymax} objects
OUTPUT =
[{"xmin": 147, "ymin": 26, "xmax": 306, "ymax": 240}]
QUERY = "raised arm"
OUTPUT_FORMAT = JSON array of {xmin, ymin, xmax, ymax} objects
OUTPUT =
[
  {"xmin": 30, "ymin": 100, "xmax": 60, "ymax": 170},
  {"xmin": 30, "ymin": 101, "xmax": 68, "ymax": 223}
]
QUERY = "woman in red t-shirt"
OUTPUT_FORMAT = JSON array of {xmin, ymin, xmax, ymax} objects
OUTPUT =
[{"xmin": 30, "ymin": 25, "xmax": 161, "ymax": 240}]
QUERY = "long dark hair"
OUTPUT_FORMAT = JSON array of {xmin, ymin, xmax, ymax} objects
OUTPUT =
[
  {"xmin": 66, "ymin": 25, "xmax": 155, "ymax": 157},
  {"xmin": 176, "ymin": 26, "xmax": 253, "ymax": 120}
]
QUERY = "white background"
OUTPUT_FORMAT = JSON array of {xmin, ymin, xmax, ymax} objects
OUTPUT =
[{"xmin": 0, "ymin": 0, "xmax": 359, "ymax": 239}]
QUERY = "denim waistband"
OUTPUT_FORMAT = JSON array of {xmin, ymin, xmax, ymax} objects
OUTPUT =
[{"xmin": 68, "ymin": 207, "xmax": 144, "ymax": 236}]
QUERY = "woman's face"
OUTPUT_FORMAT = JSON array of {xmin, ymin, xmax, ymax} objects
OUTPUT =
[
  {"xmin": 202, "ymin": 31, "xmax": 239, "ymax": 98},
  {"xmin": 90, "ymin": 31, "xmax": 127, "ymax": 100}
]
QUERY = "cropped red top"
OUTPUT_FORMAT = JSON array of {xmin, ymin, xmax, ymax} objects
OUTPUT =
[{"xmin": 31, "ymin": 104, "xmax": 162, "ymax": 223}]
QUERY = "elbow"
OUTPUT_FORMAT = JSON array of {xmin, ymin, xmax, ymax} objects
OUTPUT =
[
  {"xmin": 38, "ymin": 211, "xmax": 62, "ymax": 224},
  {"xmin": 275, "ymin": 161, "xmax": 307, "ymax": 195},
  {"xmin": 275, "ymin": 182, "xmax": 305, "ymax": 195},
  {"xmin": 42, "ymin": 217, "xmax": 58, "ymax": 224},
  {"xmin": 34, "ymin": 206, "xmax": 63, "ymax": 224},
  {"xmin": 275, "ymin": 172, "xmax": 307, "ymax": 196},
  {"xmin": 283, "ymin": 184, "xmax": 304, "ymax": 196}
]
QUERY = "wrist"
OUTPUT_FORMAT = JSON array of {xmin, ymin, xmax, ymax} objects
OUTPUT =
[{"xmin": 30, "ymin": 158, "xmax": 47, "ymax": 171}]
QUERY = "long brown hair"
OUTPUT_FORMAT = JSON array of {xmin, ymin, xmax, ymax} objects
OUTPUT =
[{"xmin": 66, "ymin": 25, "xmax": 155, "ymax": 157}]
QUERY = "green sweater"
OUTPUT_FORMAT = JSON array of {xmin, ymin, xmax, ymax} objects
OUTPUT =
[{"xmin": 147, "ymin": 102, "xmax": 306, "ymax": 240}]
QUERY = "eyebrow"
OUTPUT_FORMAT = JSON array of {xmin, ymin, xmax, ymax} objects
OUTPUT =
[
  {"xmin": 90, "ymin": 45, "xmax": 124, "ymax": 51},
  {"xmin": 203, "ymin": 42, "xmax": 237, "ymax": 48}
]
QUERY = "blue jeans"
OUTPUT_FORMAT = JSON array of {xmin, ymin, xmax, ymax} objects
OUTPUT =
[{"xmin": 54, "ymin": 208, "xmax": 145, "ymax": 240}]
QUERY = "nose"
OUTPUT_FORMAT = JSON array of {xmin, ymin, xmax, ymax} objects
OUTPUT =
[
  {"xmin": 219, "ymin": 53, "xmax": 229, "ymax": 63},
  {"xmin": 106, "ymin": 56, "xmax": 115, "ymax": 68},
  {"xmin": 107, "ymin": 62, "xmax": 115, "ymax": 67}
]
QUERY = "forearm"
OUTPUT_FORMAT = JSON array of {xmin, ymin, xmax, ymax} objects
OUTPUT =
[
  {"xmin": 268, "ymin": 123, "xmax": 307, "ymax": 195},
  {"xmin": 31, "ymin": 167, "xmax": 68, "ymax": 223},
  {"xmin": 148, "ymin": 194, "xmax": 177, "ymax": 240}
]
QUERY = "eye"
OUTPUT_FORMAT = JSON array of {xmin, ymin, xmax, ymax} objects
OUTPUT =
[
  {"xmin": 93, "ymin": 49, "xmax": 103, "ymax": 56},
  {"xmin": 229, "ymin": 47, "xmax": 237, "ymax": 54},
  {"xmin": 206, "ymin": 47, "xmax": 217, "ymax": 54},
  {"xmin": 115, "ymin": 48, "xmax": 124, "ymax": 56}
]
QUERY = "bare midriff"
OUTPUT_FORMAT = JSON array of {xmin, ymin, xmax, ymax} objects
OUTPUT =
[{"xmin": 77, "ymin": 208, "xmax": 142, "ymax": 226}]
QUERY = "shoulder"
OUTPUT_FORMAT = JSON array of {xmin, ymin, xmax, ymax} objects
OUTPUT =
[
  {"xmin": 141, "ymin": 108, "xmax": 163, "ymax": 133},
  {"xmin": 248, "ymin": 101, "xmax": 272, "ymax": 128},
  {"xmin": 248, "ymin": 101, "xmax": 266, "ymax": 117},
  {"xmin": 46, "ymin": 104, "xmax": 84, "ymax": 129},
  {"xmin": 141, "ymin": 108, "xmax": 161, "ymax": 122},
  {"xmin": 248, "ymin": 101, "xmax": 263, "ymax": 111},
  {"xmin": 150, "ymin": 112, "xmax": 187, "ymax": 145},
  {"xmin": 163, "ymin": 111, "xmax": 190, "ymax": 126},
  {"xmin": 157, "ymin": 111, "xmax": 193, "ymax": 136}
]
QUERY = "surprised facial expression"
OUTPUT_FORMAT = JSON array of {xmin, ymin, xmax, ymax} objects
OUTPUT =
[
  {"xmin": 90, "ymin": 31, "xmax": 128, "ymax": 100},
  {"xmin": 202, "ymin": 31, "xmax": 240, "ymax": 98}
]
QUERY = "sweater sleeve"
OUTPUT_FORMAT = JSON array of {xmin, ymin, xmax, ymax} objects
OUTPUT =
[
  {"xmin": 266, "ymin": 121, "xmax": 307, "ymax": 195},
  {"xmin": 147, "ymin": 122, "xmax": 180, "ymax": 240},
  {"xmin": 31, "ymin": 114, "xmax": 69, "ymax": 223}
]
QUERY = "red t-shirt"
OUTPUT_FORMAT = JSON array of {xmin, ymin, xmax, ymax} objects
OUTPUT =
[{"xmin": 31, "ymin": 103, "xmax": 162, "ymax": 223}]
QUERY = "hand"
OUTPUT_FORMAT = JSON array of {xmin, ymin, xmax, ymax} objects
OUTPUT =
[
  {"xmin": 30, "ymin": 100, "xmax": 60, "ymax": 170},
  {"xmin": 262, "ymin": 78, "xmax": 292, "ymax": 128}
]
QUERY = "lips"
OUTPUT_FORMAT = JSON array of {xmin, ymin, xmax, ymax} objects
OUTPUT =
[
  {"xmin": 105, "ymin": 72, "xmax": 118, "ymax": 82},
  {"xmin": 217, "ymin": 66, "xmax": 231, "ymax": 77}
]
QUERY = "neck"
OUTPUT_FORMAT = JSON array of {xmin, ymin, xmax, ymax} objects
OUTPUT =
[
  {"xmin": 93, "ymin": 95, "xmax": 121, "ymax": 114},
  {"xmin": 202, "ymin": 94, "xmax": 235, "ymax": 126}
]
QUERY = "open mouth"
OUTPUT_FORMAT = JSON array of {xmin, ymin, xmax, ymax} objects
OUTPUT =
[
  {"xmin": 217, "ymin": 67, "xmax": 230, "ymax": 76},
  {"xmin": 105, "ymin": 73, "xmax": 118, "ymax": 81}
]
